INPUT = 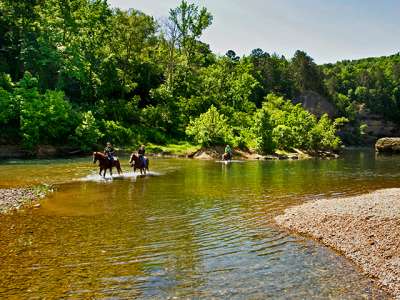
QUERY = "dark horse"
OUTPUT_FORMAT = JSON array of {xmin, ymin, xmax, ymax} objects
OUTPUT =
[
  {"xmin": 129, "ymin": 153, "xmax": 149, "ymax": 175},
  {"xmin": 93, "ymin": 152, "xmax": 123, "ymax": 177},
  {"xmin": 222, "ymin": 152, "xmax": 232, "ymax": 161}
]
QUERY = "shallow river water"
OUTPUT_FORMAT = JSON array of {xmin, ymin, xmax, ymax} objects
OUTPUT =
[{"xmin": 0, "ymin": 149, "xmax": 399, "ymax": 299}]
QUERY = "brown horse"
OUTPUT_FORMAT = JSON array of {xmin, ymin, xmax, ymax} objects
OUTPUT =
[
  {"xmin": 93, "ymin": 152, "xmax": 123, "ymax": 177},
  {"xmin": 129, "ymin": 153, "xmax": 149, "ymax": 175},
  {"xmin": 222, "ymin": 152, "xmax": 232, "ymax": 161}
]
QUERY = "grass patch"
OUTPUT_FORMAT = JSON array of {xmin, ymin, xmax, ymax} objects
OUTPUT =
[{"xmin": 146, "ymin": 142, "xmax": 200, "ymax": 156}]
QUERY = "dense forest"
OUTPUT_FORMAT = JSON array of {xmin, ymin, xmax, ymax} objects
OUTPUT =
[{"xmin": 1, "ymin": 0, "xmax": 400, "ymax": 154}]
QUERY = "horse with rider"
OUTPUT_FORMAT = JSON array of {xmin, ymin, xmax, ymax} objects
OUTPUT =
[
  {"xmin": 222, "ymin": 144, "xmax": 233, "ymax": 161},
  {"xmin": 92, "ymin": 142, "xmax": 123, "ymax": 177},
  {"xmin": 129, "ymin": 144, "xmax": 149, "ymax": 175},
  {"xmin": 93, "ymin": 142, "xmax": 150, "ymax": 177}
]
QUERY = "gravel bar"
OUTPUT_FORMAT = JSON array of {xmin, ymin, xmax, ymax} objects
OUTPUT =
[
  {"xmin": 275, "ymin": 188, "xmax": 400, "ymax": 299},
  {"xmin": 0, "ymin": 187, "xmax": 47, "ymax": 214}
]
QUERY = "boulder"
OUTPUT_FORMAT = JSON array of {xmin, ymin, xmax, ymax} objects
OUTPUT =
[
  {"xmin": 37, "ymin": 145, "xmax": 58, "ymax": 157},
  {"xmin": 375, "ymin": 138, "xmax": 400, "ymax": 153},
  {"xmin": 192, "ymin": 147, "xmax": 224, "ymax": 160}
]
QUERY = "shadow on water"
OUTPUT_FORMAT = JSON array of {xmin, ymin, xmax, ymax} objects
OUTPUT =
[{"xmin": 0, "ymin": 149, "xmax": 398, "ymax": 298}]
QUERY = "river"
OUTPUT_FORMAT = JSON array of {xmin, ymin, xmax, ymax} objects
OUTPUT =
[{"xmin": 0, "ymin": 149, "xmax": 398, "ymax": 298}]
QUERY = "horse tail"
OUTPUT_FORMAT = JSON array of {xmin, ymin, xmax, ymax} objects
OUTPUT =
[{"xmin": 146, "ymin": 158, "xmax": 149, "ymax": 171}]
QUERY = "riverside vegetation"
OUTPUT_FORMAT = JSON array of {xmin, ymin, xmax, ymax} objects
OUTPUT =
[{"xmin": 1, "ymin": 1, "xmax": 400, "ymax": 155}]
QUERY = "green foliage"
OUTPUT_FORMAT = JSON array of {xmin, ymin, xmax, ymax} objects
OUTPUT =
[
  {"xmin": 0, "ymin": 0, "xmax": 374, "ymax": 152},
  {"xmin": 253, "ymin": 106, "xmax": 275, "ymax": 153},
  {"xmin": 0, "ymin": 88, "xmax": 16, "ymax": 124},
  {"xmin": 186, "ymin": 105, "xmax": 233, "ymax": 146},
  {"xmin": 0, "ymin": 73, "xmax": 13, "ymax": 90},
  {"xmin": 15, "ymin": 73, "xmax": 75, "ymax": 148},
  {"xmin": 74, "ymin": 111, "xmax": 103, "ymax": 152},
  {"xmin": 309, "ymin": 115, "xmax": 346, "ymax": 150},
  {"xmin": 291, "ymin": 50, "xmax": 325, "ymax": 94},
  {"xmin": 253, "ymin": 94, "xmax": 343, "ymax": 153},
  {"xmin": 146, "ymin": 142, "xmax": 199, "ymax": 156},
  {"xmin": 102, "ymin": 120, "xmax": 134, "ymax": 146},
  {"xmin": 322, "ymin": 54, "xmax": 400, "ymax": 122},
  {"xmin": 168, "ymin": 0, "xmax": 213, "ymax": 65}
]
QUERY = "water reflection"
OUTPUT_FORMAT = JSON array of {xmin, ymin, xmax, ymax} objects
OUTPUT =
[{"xmin": 0, "ymin": 149, "xmax": 398, "ymax": 298}]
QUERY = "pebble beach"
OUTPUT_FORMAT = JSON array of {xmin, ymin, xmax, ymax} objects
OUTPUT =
[
  {"xmin": 275, "ymin": 188, "xmax": 400, "ymax": 299},
  {"xmin": 0, "ymin": 187, "xmax": 48, "ymax": 214}
]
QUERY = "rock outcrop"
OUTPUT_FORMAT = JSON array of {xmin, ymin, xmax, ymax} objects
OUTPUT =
[
  {"xmin": 375, "ymin": 137, "xmax": 400, "ymax": 153},
  {"xmin": 293, "ymin": 91, "xmax": 337, "ymax": 118}
]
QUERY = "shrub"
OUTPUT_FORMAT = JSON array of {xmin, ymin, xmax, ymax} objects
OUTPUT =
[
  {"xmin": 185, "ymin": 105, "xmax": 233, "ymax": 146},
  {"xmin": 253, "ymin": 107, "xmax": 275, "ymax": 153},
  {"xmin": 0, "ymin": 88, "xmax": 17, "ymax": 124},
  {"xmin": 103, "ymin": 120, "xmax": 134, "ymax": 145},
  {"xmin": 310, "ymin": 115, "xmax": 347, "ymax": 150},
  {"xmin": 253, "ymin": 93, "xmax": 344, "ymax": 153},
  {"xmin": 74, "ymin": 111, "xmax": 103, "ymax": 151},
  {"xmin": 17, "ymin": 73, "xmax": 75, "ymax": 148}
]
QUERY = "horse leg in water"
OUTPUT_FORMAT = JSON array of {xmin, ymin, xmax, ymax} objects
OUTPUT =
[
  {"xmin": 99, "ymin": 166, "xmax": 103, "ymax": 177},
  {"xmin": 142, "ymin": 158, "xmax": 149, "ymax": 175},
  {"xmin": 116, "ymin": 161, "xmax": 122, "ymax": 174}
]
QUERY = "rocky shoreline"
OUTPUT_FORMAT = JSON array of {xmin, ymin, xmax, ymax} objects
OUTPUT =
[
  {"xmin": 275, "ymin": 188, "xmax": 400, "ymax": 299},
  {"xmin": 0, "ymin": 186, "xmax": 52, "ymax": 214},
  {"xmin": 1, "ymin": 144, "xmax": 339, "ymax": 161},
  {"xmin": 185, "ymin": 147, "xmax": 339, "ymax": 160}
]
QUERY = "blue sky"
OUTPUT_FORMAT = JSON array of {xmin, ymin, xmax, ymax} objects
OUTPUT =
[{"xmin": 108, "ymin": 0, "xmax": 400, "ymax": 64}]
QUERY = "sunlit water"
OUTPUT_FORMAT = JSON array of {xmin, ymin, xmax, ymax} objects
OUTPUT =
[{"xmin": 1, "ymin": 149, "xmax": 399, "ymax": 298}]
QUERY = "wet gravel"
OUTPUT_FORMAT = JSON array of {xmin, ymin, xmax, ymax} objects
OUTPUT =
[
  {"xmin": 275, "ymin": 188, "xmax": 400, "ymax": 299},
  {"xmin": 0, "ymin": 188, "xmax": 45, "ymax": 214}
]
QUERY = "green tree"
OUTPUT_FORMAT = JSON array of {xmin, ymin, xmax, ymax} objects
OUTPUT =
[
  {"xmin": 186, "ymin": 105, "xmax": 232, "ymax": 146},
  {"xmin": 169, "ymin": 0, "xmax": 213, "ymax": 65},
  {"xmin": 17, "ymin": 73, "xmax": 75, "ymax": 148},
  {"xmin": 253, "ymin": 105, "xmax": 275, "ymax": 153},
  {"xmin": 74, "ymin": 111, "xmax": 103, "ymax": 151},
  {"xmin": 291, "ymin": 50, "xmax": 324, "ymax": 94}
]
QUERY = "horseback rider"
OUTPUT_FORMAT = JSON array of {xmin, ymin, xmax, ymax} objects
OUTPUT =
[
  {"xmin": 138, "ymin": 144, "xmax": 146, "ymax": 167},
  {"xmin": 224, "ymin": 144, "xmax": 233, "ymax": 160},
  {"xmin": 104, "ymin": 142, "xmax": 115, "ymax": 162}
]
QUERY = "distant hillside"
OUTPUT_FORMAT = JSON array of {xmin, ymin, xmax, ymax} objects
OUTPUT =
[{"xmin": 317, "ymin": 53, "xmax": 400, "ymax": 144}]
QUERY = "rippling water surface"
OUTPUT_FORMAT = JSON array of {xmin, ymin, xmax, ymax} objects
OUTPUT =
[{"xmin": 1, "ymin": 149, "xmax": 399, "ymax": 298}]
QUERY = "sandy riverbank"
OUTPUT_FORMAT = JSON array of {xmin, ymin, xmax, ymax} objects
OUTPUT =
[
  {"xmin": 275, "ymin": 188, "xmax": 400, "ymax": 299},
  {"xmin": 0, "ymin": 186, "xmax": 51, "ymax": 214}
]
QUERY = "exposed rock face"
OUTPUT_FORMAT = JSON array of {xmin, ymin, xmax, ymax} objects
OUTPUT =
[
  {"xmin": 358, "ymin": 105, "xmax": 399, "ymax": 143},
  {"xmin": 375, "ymin": 137, "xmax": 400, "ymax": 153},
  {"xmin": 293, "ymin": 91, "xmax": 337, "ymax": 118},
  {"xmin": 37, "ymin": 145, "xmax": 58, "ymax": 157},
  {"xmin": 293, "ymin": 93, "xmax": 400, "ymax": 145}
]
